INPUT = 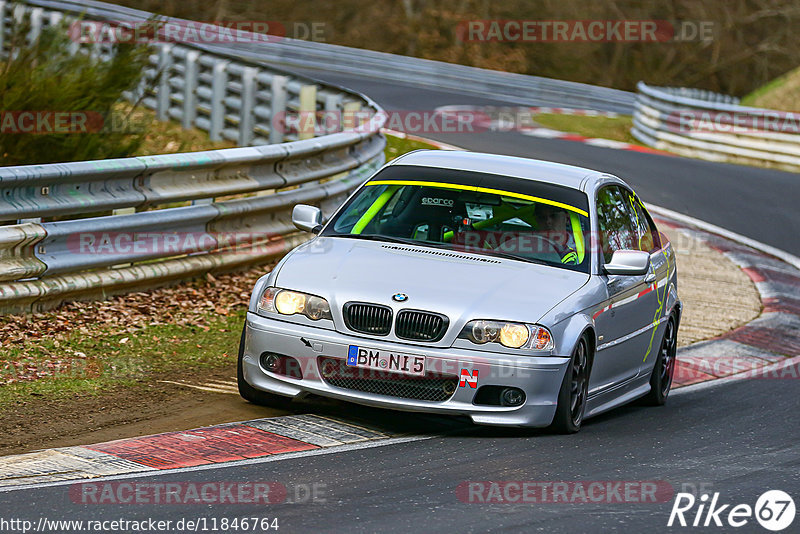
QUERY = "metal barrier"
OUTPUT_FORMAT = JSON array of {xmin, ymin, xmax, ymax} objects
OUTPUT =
[
  {"xmin": 0, "ymin": 1, "xmax": 387, "ymax": 313},
  {"xmin": 632, "ymin": 82, "xmax": 800, "ymax": 172},
  {"xmin": 19, "ymin": 0, "xmax": 637, "ymax": 115}
]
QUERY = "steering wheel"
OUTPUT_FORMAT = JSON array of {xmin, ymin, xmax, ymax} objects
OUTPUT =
[{"xmin": 494, "ymin": 234, "xmax": 564, "ymax": 257}]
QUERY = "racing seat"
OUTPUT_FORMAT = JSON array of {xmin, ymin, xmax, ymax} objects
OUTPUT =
[{"xmin": 378, "ymin": 186, "xmax": 464, "ymax": 242}]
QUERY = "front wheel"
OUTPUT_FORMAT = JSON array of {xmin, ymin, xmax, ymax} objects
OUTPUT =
[
  {"xmin": 551, "ymin": 336, "xmax": 590, "ymax": 434},
  {"xmin": 642, "ymin": 316, "xmax": 677, "ymax": 406}
]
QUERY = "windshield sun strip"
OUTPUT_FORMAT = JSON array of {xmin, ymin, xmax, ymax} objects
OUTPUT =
[{"xmin": 366, "ymin": 179, "xmax": 590, "ymax": 217}]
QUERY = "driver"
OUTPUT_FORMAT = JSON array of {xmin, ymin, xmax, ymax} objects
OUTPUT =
[{"xmin": 535, "ymin": 203, "xmax": 579, "ymax": 264}]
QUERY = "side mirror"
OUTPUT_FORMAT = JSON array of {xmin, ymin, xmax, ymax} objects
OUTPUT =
[
  {"xmin": 292, "ymin": 204, "xmax": 323, "ymax": 234},
  {"xmin": 603, "ymin": 250, "xmax": 650, "ymax": 276}
]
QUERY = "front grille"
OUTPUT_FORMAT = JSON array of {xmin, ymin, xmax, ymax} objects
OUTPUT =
[
  {"xmin": 318, "ymin": 357, "xmax": 458, "ymax": 402},
  {"xmin": 343, "ymin": 302, "xmax": 393, "ymax": 336},
  {"xmin": 395, "ymin": 310, "xmax": 448, "ymax": 341}
]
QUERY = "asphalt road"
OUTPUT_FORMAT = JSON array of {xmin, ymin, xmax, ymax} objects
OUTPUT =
[
  {"xmin": 4, "ymin": 41, "xmax": 799, "ymax": 534},
  {"xmin": 4, "ymin": 378, "xmax": 797, "ymax": 533}
]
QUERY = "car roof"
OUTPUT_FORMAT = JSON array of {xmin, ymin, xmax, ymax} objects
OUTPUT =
[{"xmin": 388, "ymin": 150, "xmax": 611, "ymax": 191}]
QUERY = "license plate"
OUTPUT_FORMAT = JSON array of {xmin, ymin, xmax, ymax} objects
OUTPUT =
[{"xmin": 346, "ymin": 345, "xmax": 426, "ymax": 376}]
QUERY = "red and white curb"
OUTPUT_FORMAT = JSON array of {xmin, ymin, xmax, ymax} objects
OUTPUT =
[
  {"xmin": 520, "ymin": 128, "xmax": 670, "ymax": 155},
  {"xmin": 528, "ymin": 106, "xmax": 620, "ymax": 118},
  {"xmin": 0, "ymin": 415, "xmax": 401, "ymax": 490},
  {"xmin": 431, "ymin": 105, "xmax": 670, "ymax": 155}
]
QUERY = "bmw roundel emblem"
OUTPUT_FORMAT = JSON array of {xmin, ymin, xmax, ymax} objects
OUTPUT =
[{"xmin": 392, "ymin": 293, "xmax": 408, "ymax": 302}]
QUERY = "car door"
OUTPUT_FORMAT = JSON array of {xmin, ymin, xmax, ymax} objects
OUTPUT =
[
  {"xmin": 628, "ymin": 196, "xmax": 673, "ymax": 375},
  {"xmin": 589, "ymin": 185, "xmax": 654, "ymax": 394}
]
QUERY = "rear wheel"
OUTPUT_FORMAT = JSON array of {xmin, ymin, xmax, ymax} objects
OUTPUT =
[
  {"xmin": 551, "ymin": 336, "xmax": 590, "ymax": 434},
  {"xmin": 643, "ymin": 316, "xmax": 677, "ymax": 406},
  {"xmin": 237, "ymin": 325, "xmax": 292, "ymax": 408}
]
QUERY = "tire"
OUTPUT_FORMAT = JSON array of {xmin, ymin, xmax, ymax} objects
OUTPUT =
[
  {"xmin": 551, "ymin": 336, "xmax": 591, "ymax": 434},
  {"xmin": 236, "ymin": 325, "xmax": 293, "ymax": 408},
  {"xmin": 642, "ymin": 315, "xmax": 677, "ymax": 406}
]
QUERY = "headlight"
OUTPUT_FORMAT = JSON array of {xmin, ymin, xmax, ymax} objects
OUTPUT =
[
  {"xmin": 258, "ymin": 287, "xmax": 332, "ymax": 321},
  {"xmin": 459, "ymin": 320, "xmax": 553, "ymax": 350}
]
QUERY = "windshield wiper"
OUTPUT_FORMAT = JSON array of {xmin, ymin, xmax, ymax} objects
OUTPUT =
[{"xmin": 473, "ymin": 248, "xmax": 550, "ymax": 266}]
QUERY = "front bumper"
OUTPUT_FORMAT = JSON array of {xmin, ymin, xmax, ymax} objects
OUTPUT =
[{"xmin": 243, "ymin": 312, "xmax": 570, "ymax": 427}]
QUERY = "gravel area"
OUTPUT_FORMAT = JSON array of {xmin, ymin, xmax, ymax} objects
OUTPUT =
[{"xmin": 662, "ymin": 226, "xmax": 762, "ymax": 346}]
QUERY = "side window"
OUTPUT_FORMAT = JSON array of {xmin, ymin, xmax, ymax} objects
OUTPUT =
[
  {"xmin": 595, "ymin": 186, "xmax": 638, "ymax": 263},
  {"xmin": 628, "ymin": 195, "xmax": 661, "ymax": 253}
]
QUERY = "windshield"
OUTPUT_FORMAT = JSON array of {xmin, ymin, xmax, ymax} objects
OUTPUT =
[{"xmin": 323, "ymin": 166, "xmax": 591, "ymax": 273}]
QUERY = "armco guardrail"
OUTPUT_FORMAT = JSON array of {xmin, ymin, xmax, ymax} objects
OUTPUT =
[
  {"xmin": 632, "ymin": 82, "xmax": 800, "ymax": 172},
  {"xmin": 0, "ymin": 2, "xmax": 386, "ymax": 313},
  {"xmin": 21, "ymin": 0, "xmax": 637, "ymax": 115}
]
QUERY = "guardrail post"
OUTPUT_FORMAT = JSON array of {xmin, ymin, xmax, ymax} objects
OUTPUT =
[
  {"xmin": 10, "ymin": 4, "xmax": 24, "ymax": 60},
  {"xmin": 28, "ymin": 7, "xmax": 43, "ymax": 43},
  {"xmin": 47, "ymin": 11, "xmax": 63, "ymax": 39},
  {"xmin": 343, "ymin": 101, "xmax": 362, "ymax": 131},
  {"xmin": 66, "ymin": 15, "xmax": 80, "ymax": 55},
  {"xmin": 89, "ymin": 22, "xmax": 103, "ymax": 61},
  {"xmin": 156, "ymin": 44, "xmax": 174, "ymax": 121},
  {"xmin": 209, "ymin": 59, "xmax": 228, "ymax": 141},
  {"xmin": 0, "ymin": 2, "xmax": 7, "ymax": 56},
  {"xmin": 298, "ymin": 84, "xmax": 317, "ymax": 140},
  {"xmin": 269, "ymin": 75, "xmax": 288, "ymax": 144},
  {"xmin": 182, "ymin": 50, "xmax": 200, "ymax": 130},
  {"xmin": 238, "ymin": 66, "xmax": 257, "ymax": 146},
  {"xmin": 324, "ymin": 93, "xmax": 343, "ymax": 133}
]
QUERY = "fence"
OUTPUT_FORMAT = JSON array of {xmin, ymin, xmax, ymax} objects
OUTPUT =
[
  {"xmin": 0, "ymin": 1, "xmax": 387, "ymax": 313},
  {"xmin": 632, "ymin": 82, "xmax": 800, "ymax": 172}
]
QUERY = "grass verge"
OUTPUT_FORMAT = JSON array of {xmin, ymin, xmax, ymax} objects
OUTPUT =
[
  {"xmin": 384, "ymin": 132, "xmax": 440, "ymax": 160},
  {"xmin": 739, "ymin": 65, "xmax": 800, "ymax": 112},
  {"xmin": 532, "ymin": 113, "xmax": 639, "ymax": 144},
  {"xmin": 124, "ymin": 103, "xmax": 236, "ymax": 156}
]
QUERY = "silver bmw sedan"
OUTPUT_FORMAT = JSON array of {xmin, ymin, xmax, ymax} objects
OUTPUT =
[{"xmin": 238, "ymin": 150, "xmax": 681, "ymax": 433}]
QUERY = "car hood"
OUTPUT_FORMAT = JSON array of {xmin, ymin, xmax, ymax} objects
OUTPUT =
[{"xmin": 275, "ymin": 236, "xmax": 589, "ymax": 332}]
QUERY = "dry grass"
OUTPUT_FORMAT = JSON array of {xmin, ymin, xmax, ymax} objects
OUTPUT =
[
  {"xmin": 532, "ymin": 113, "xmax": 639, "ymax": 144},
  {"xmin": 740, "ymin": 66, "xmax": 800, "ymax": 112},
  {"xmin": 119, "ymin": 103, "xmax": 237, "ymax": 156}
]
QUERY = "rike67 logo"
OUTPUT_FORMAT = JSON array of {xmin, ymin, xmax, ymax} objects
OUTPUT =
[{"xmin": 668, "ymin": 490, "xmax": 795, "ymax": 531}]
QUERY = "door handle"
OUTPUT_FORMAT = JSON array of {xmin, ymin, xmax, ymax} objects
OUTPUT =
[{"xmin": 645, "ymin": 272, "xmax": 656, "ymax": 283}]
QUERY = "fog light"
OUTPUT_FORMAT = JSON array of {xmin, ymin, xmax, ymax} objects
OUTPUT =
[
  {"xmin": 261, "ymin": 353, "xmax": 280, "ymax": 372},
  {"xmin": 320, "ymin": 359, "xmax": 337, "ymax": 379},
  {"xmin": 500, "ymin": 387, "xmax": 525, "ymax": 407}
]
